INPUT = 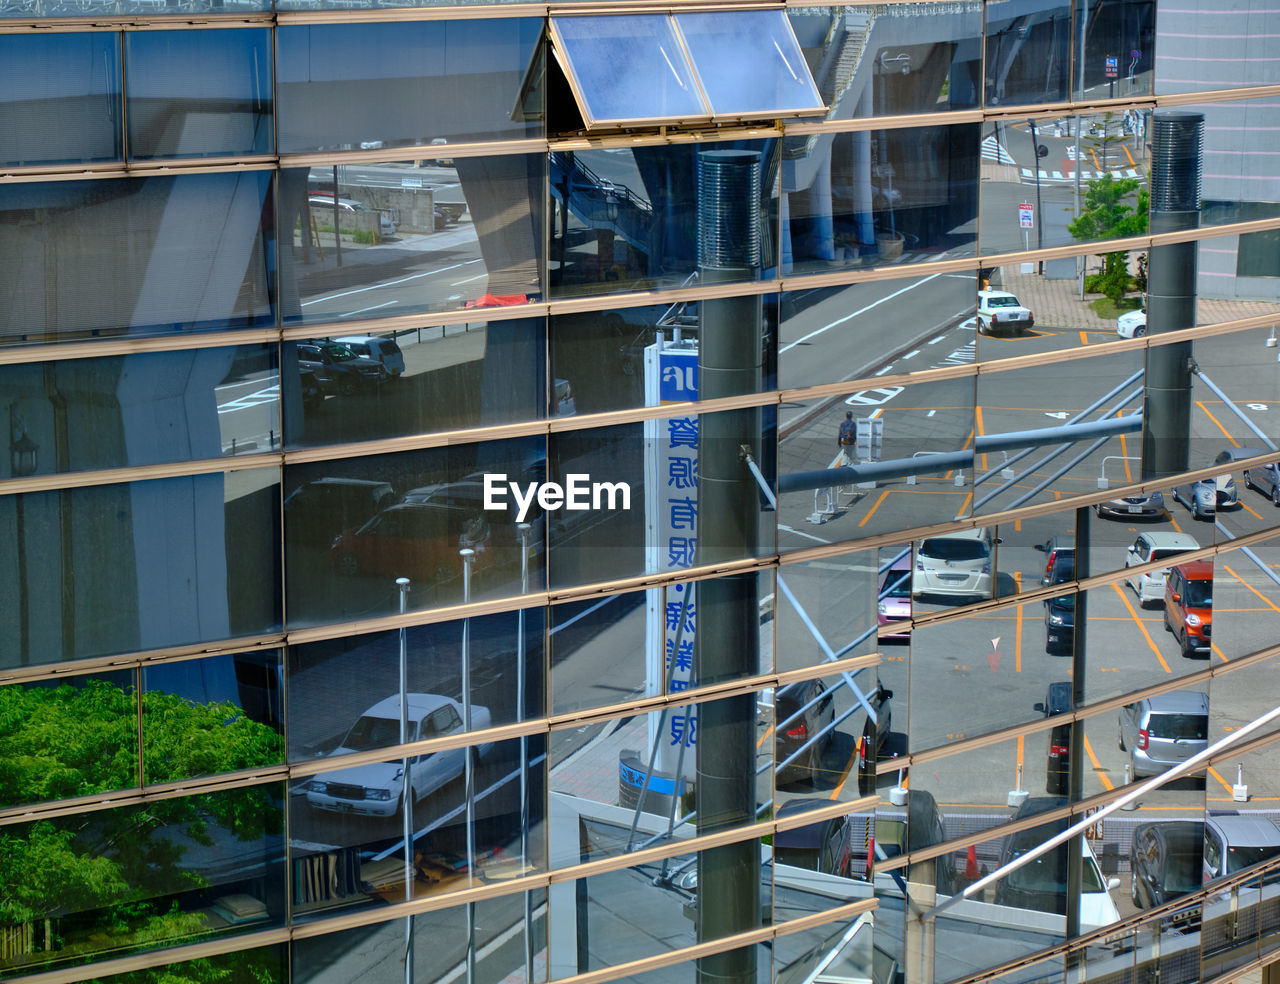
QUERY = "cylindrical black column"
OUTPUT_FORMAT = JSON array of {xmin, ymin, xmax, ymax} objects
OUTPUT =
[
  {"xmin": 695, "ymin": 149, "xmax": 764, "ymax": 984},
  {"xmin": 1142, "ymin": 111, "xmax": 1203, "ymax": 480}
]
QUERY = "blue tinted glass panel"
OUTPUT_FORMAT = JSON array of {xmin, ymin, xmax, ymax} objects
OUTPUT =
[
  {"xmin": 552, "ymin": 15, "xmax": 707, "ymax": 125},
  {"xmin": 676, "ymin": 11, "xmax": 824, "ymax": 117},
  {"xmin": 0, "ymin": 33, "xmax": 121, "ymax": 166},
  {"xmin": 126, "ymin": 29, "xmax": 273, "ymax": 160},
  {"xmin": 0, "ymin": 172, "xmax": 274, "ymax": 346},
  {"xmin": 276, "ymin": 20, "xmax": 542, "ymax": 153}
]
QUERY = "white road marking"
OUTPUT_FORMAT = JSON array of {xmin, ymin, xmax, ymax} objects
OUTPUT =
[
  {"xmin": 903, "ymin": 349, "xmax": 921, "ymax": 360},
  {"xmin": 340, "ymin": 300, "xmax": 398, "ymax": 317},
  {"xmin": 451, "ymin": 273, "xmax": 488, "ymax": 286},
  {"xmin": 779, "ymin": 272, "xmax": 944, "ymax": 353},
  {"xmin": 778, "ymin": 524, "xmax": 833, "ymax": 544},
  {"xmin": 301, "ymin": 258, "xmax": 483, "ymax": 306},
  {"xmin": 875, "ymin": 366, "xmax": 893, "ymax": 376}
]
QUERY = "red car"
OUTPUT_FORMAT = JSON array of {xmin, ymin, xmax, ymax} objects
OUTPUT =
[
  {"xmin": 330, "ymin": 502, "xmax": 491, "ymax": 589},
  {"xmin": 1164, "ymin": 560, "xmax": 1212, "ymax": 658}
]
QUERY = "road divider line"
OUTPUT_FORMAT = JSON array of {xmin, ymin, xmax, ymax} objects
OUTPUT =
[
  {"xmin": 1196, "ymin": 400, "xmax": 1240, "ymax": 447},
  {"xmin": 1224, "ymin": 564, "xmax": 1280, "ymax": 614},
  {"xmin": 1080, "ymin": 330, "xmax": 1090, "ymax": 346},
  {"xmin": 975, "ymin": 405, "xmax": 987, "ymax": 472},
  {"xmin": 859, "ymin": 490, "xmax": 891, "ymax": 528},
  {"xmin": 1081, "ymin": 731, "xmax": 1115, "ymax": 791},
  {"xmin": 1110, "ymin": 582, "xmax": 1172, "ymax": 674},
  {"xmin": 1119, "ymin": 432, "xmax": 1132, "ymax": 482}
]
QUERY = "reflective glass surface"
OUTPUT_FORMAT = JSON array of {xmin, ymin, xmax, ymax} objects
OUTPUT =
[
  {"xmin": 0, "ymin": 173, "xmax": 274, "ymax": 345},
  {"xmin": 0, "ymin": 33, "xmax": 121, "ymax": 167},
  {"xmin": 1, "ymin": 344, "xmax": 277, "ymax": 478},
  {"xmin": 281, "ymin": 157, "xmax": 543, "ymax": 324},
  {"xmin": 125, "ymin": 29, "xmax": 272, "ymax": 160},
  {"xmin": 276, "ymin": 20, "xmax": 541, "ymax": 151},
  {"xmin": 1, "ymin": 468, "xmax": 281, "ymax": 670}
]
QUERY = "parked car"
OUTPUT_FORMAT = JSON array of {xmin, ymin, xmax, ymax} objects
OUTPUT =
[
  {"xmin": 1095, "ymin": 490, "xmax": 1165, "ymax": 520},
  {"xmin": 402, "ymin": 469, "xmax": 546, "ymax": 572},
  {"xmin": 1035, "ymin": 536, "xmax": 1074, "ymax": 588},
  {"xmin": 1130, "ymin": 820, "xmax": 1203, "ymax": 909},
  {"xmin": 1034, "ymin": 681, "xmax": 1073, "ymax": 795},
  {"xmin": 1231, "ymin": 447, "xmax": 1280, "ymax": 505},
  {"xmin": 877, "ymin": 555, "xmax": 912, "ymax": 641},
  {"xmin": 298, "ymin": 341, "xmax": 389, "ymax": 395},
  {"xmin": 993, "ymin": 797, "xmax": 1122, "ymax": 928},
  {"xmin": 1044, "ymin": 592, "xmax": 1075, "ymax": 654},
  {"xmin": 335, "ymin": 335, "xmax": 406, "ymax": 378},
  {"xmin": 1204, "ymin": 813, "xmax": 1280, "ymax": 881},
  {"xmin": 1163, "ymin": 560, "xmax": 1213, "ymax": 658},
  {"xmin": 977, "ymin": 289, "xmax": 1035, "ymax": 336},
  {"xmin": 299, "ymin": 366, "xmax": 324, "ymax": 411},
  {"xmin": 1172, "ymin": 466, "xmax": 1237, "ymax": 520},
  {"xmin": 329, "ymin": 501, "xmax": 492, "ymax": 586},
  {"xmin": 284, "ymin": 477, "xmax": 396, "ymax": 548},
  {"xmin": 1115, "ymin": 308, "xmax": 1147, "ymax": 338},
  {"xmin": 1117, "ymin": 690, "xmax": 1209, "ymax": 778},
  {"xmin": 912, "ymin": 529, "xmax": 996, "ymax": 601},
  {"xmin": 871, "ymin": 789, "xmax": 958, "ymax": 894},
  {"xmin": 1124, "ymin": 531, "xmax": 1201, "ymax": 607},
  {"xmin": 775, "ymin": 678, "xmax": 836, "ymax": 787},
  {"xmin": 305, "ymin": 693, "xmax": 491, "ymax": 817},
  {"xmin": 773, "ymin": 799, "xmax": 854, "ymax": 875},
  {"xmin": 307, "ymin": 193, "xmax": 396, "ymax": 238}
]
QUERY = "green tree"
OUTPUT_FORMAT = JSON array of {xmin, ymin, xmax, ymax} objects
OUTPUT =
[{"xmin": 1067, "ymin": 171, "xmax": 1150, "ymax": 306}]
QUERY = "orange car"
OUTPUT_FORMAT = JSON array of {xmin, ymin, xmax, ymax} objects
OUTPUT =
[{"xmin": 1164, "ymin": 560, "xmax": 1212, "ymax": 658}]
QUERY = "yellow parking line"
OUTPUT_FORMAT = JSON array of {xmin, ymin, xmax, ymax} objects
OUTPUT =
[
  {"xmin": 1207, "ymin": 766, "xmax": 1234, "ymax": 795},
  {"xmin": 1169, "ymin": 514, "xmax": 1184, "ymax": 534},
  {"xmin": 946, "ymin": 427, "xmax": 976, "ymax": 480},
  {"xmin": 1196, "ymin": 401, "xmax": 1240, "ymax": 447},
  {"xmin": 1110, "ymin": 582, "xmax": 1173, "ymax": 674},
  {"xmin": 859, "ymin": 490, "xmax": 891, "ymax": 528},
  {"xmin": 1224, "ymin": 565, "xmax": 1280, "ymax": 614},
  {"xmin": 757, "ymin": 726, "xmax": 774, "ymax": 748},
  {"xmin": 1079, "ymin": 330, "xmax": 1090, "ymax": 346},
  {"xmin": 1211, "ymin": 642, "xmax": 1229, "ymax": 663},
  {"xmin": 1123, "ymin": 145, "xmax": 1137, "ymax": 167},
  {"xmin": 1082, "ymin": 731, "xmax": 1115, "ymax": 791},
  {"xmin": 1240, "ymin": 500, "xmax": 1264, "ymax": 521},
  {"xmin": 830, "ymin": 740, "xmax": 861, "ymax": 800},
  {"xmin": 975, "ymin": 405, "xmax": 988, "ymax": 472},
  {"xmin": 1119, "ymin": 433, "xmax": 1132, "ymax": 482},
  {"xmin": 957, "ymin": 491, "xmax": 973, "ymax": 514},
  {"xmin": 1017, "ymin": 734, "xmax": 1025, "ymax": 772}
]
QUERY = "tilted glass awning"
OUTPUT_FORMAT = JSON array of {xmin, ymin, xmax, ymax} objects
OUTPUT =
[{"xmin": 544, "ymin": 10, "xmax": 826, "ymax": 131}]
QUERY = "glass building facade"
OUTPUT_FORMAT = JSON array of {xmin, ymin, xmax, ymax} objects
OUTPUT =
[{"xmin": 1, "ymin": 2, "xmax": 1279, "ymax": 984}]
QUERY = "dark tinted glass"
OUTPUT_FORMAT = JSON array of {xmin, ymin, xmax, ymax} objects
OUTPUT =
[
  {"xmin": 1147, "ymin": 713, "xmax": 1207, "ymax": 740},
  {"xmin": 0, "ymin": 173, "xmax": 274, "ymax": 346},
  {"xmin": 918, "ymin": 537, "xmax": 986, "ymax": 561},
  {"xmin": 1, "ymin": 344, "xmax": 277, "ymax": 477},
  {"xmin": 276, "ymin": 20, "xmax": 542, "ymax": 152},
  {"xmin": 0, "ymin": 33, "xmax": 121, "ymax": 166},
  {"xmin": 125, "ymin": 29, "xmax": 272, "ymax": 160}
]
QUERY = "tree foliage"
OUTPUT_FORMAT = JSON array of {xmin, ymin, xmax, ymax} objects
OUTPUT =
[{"xmin": 1067, "ymin": 170, "xmax": 1150, "ymax": 305}]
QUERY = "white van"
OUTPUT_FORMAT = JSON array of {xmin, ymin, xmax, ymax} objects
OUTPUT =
[
  {"xmin": 335, "ymin": 335, "xmax": 406, "ymax": 378},
  {"xmin": 912, "ymin": 528, "xmax": 995, "ymax": 600},
  {"xmin": 1124, "ymin": 531, "xmax": 1200, "ymax": 607}
]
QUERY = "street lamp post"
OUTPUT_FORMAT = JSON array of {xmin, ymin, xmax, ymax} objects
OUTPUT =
[{"xmin": 1028, "ymin": 118, "xmax": 1046, "ymax": 271}]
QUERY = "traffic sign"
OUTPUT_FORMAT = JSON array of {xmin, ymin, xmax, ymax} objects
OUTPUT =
[
  {"xmin": 1018, "ymin": 202, "xmax": 1034, "ymax": 229},
  {"xmin": 1105, "ymin": 55, "xmax": 1118, "ymax": 78}
]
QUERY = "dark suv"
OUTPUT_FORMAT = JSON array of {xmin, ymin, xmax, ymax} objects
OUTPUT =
[
  {"xmin": 1034, "ymin": 682, "xmax": 1073, "ymax": 795},
  {"xmin": 298, "ymin": 341, "xmax": 388, "ymax": 395}
]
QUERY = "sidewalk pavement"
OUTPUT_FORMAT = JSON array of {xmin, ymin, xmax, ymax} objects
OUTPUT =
[{"xmin": 1004, "ymin": 268, "xmax": 1279, "ymax": 332}]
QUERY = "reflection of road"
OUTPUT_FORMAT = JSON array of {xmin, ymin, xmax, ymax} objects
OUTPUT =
[{"xmin": 215, "ymin": 369, "xmax": 280, "ymax": 454}]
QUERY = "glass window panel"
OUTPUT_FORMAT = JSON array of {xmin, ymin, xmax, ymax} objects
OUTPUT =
[
  {"xmin": 0, "ymin": 670, "xmax": 137, "ymax": 809},
  {"xmin": 1, "ymin": 344, "xmax": 276, "ymax": 479},
  {"xmin": 550, "ymin": 297, "xmax": 777, "ymax": 416},
  {"xmin": 550, "ymin": 15, "xmax": 707, "ymax": 126},
  {"xmin": 0, "ymin": 467, "xmax": 281, "ymax": 671},
  {"xmin": 142, "ymin": 652, "xmax": 284, "ymax": 784},
  {"xmin": 550, "ymin": 590, "xmax": 647, "ymax": 715},
  {"xmin": 973, "ymin": 347, "xmax": 1145, "ymax": 515},
  {"xmin": 770, "ymin": 805, "xmax": 876, "ymax": 920},
  {"xmin": 284, "ymin": 438, "xmax": 546, "ymax": 627},
  {"xmin": 288, "ymin": 611, "xmax": 544, "ymax": 763},
  {"xmin": 281, "ymin": 157, "xmax": 542, "ymax": 325},
  {"xmin": 775, "ymin": 548, "xmax": 879, "ymax": 674},
  {"xmin": 1085, "ymin": 688, "xmax": 1209, "ymax": 801},
  {"xmin": 0, "ymin": 173, "xmax": 274, "ymax": 347},
  {"xmin": 100, "ymin": 946, "xmax": 286, "ymax": 984},
  {"xmin": 675, "ymin": 11, "xmax": 824, "ymax": 119},
  {"xmin": 548, "ymin": 409, "xmax": 774, "ymax": 591},
  {"xmin": 0, "ymin": 33, "xmax": 121, "ymax": 167},
  {"xmin": 292, "ymin": 735, "xmax": 545, "ymax": 912},
  {"xmin": 1156, "ymin": 0, "xmax": 1279, "ymax": 95},
  {"xmin": 276, "ymin": 21, "xmax": 541, "ymax": 151},
  {"xmin": 776, "ymin": 376, "xmax": 976, "ymax": 551},
  {"xmin": 1211, "ymin": 539, "xmax": 1280, "ymax": 660},
  {"xmin": 783, "ymin": 122, "xmax": 979, "ymax": 274},
  {"xmin": 283, "ymin": 320, "xmax": 547, "ymax": 449},
  {"xmin": 549, "ymin": 141, "xmax": 778, "ymax": 300},
  {"xmin": 1192, "ymin": 240, "xmax": 1280, "ymax": 325},
  {"xmin": 0, "ymin": 784, "xmax": 285, "ymax": 978},
  {"xmin": 125, "ymin": 29, "xmax": 272, "ymax": 161},
  {"xmin": 779, "ymin": 275, "xmax": 976, "ymax": 390}
]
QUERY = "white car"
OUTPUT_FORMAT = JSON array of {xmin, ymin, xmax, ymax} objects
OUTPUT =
[
  {"xmin": 912, "ymin": 529, "xmax": 996, "ymax": 600},
  {"xmin": 1124, "ymin": 531, "xmax": 1200, "ymax": 607},
  {"xmin": 977, "ymin": 290, "xmax": 1034, "ymax": 336},
  {"xmin": 1116, "ymin": 308, "xmax": 1147, "ymax": 338},
  {"xmin": 305, "ymin": 694, "xmax": 491, "ymax": 817}
]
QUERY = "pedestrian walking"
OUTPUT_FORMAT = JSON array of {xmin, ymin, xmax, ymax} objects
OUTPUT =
[{"xmin": 837, "ymin": 411, "xmax": 856, "ymax": 463}]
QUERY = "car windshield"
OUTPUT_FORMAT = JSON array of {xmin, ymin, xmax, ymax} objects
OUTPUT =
[
  {"xmin": 342, "ymin": 715, "xmax": 408, "ymax": 750},
  {"xmin": 1182, "ymin": 580, "xmax": 1212, "ymax": 607},
  {"xmin": 1006, "ymin": 848, "xmax": 1066, "ymax": 893},
  {"xmin": 1148, "ymin": 713, "xmax": 1207, "ymax": 741},
  {"xmin": 1151, "ymin": 549, "xmax": 1186, "ymax": 563},
  {"xmin": 882, "ymin": 570, "xmax": 911, "ymax": 598},
  {"xmin": 320, "ymin": 343, "xmax": 356, "ymax": 362},
  {"xmin": 1226, "ymin": 843, "xmax": 1280, "ymax": 873},
  {"xmin": 920, "ymin": 539, "xmax": 987, "ymax": 561},
  {"xmin": 988, "ymin": 296, "xmax": 1021, "ymax": 307},
  {"xmin": 1050, "ymin": 594, "xmax": 1075, "ymax": 610},
  {"xmin": 1162, "ymin": 853, "xmax": 1201, "ymax": 893}
]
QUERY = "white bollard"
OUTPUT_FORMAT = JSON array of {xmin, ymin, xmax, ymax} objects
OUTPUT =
[{"xmin": 1233, "ymin": 763, "xmax": 1249, "ymax": 803}]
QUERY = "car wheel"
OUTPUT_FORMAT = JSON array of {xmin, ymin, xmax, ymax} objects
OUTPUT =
[
  {"xmin": 1244, "ymin": 470, "xmax": 1254, "ymax": 491},
  {"xmin": 1180, "ymin": 629, "xmax": 1193, "ymax": 659},
  {"xmin": 1163, "ymin": 611, "xmax": 1172, "ymax": 633},
  {"xmin": 1118, "ymin": 732, "xmax": 1126, "ymax": 751},
  {"xmin": 1191, "ymin": 499, "xmax": 1201, "ymax": 521},
  {"xmin": 1273, "ymin": 485, "xmax": 1280, "ymax": 506},
  {"xmin": 336, "ymin": 553, "xmax": 359, "ymax": 577},
  {"xmin": 1134, "ymin": 326, "xmax": 1146, "ymax": 338},
  {"xmin": 338, "ymin": 377, "xmax": 358, "ymax": 397}
]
